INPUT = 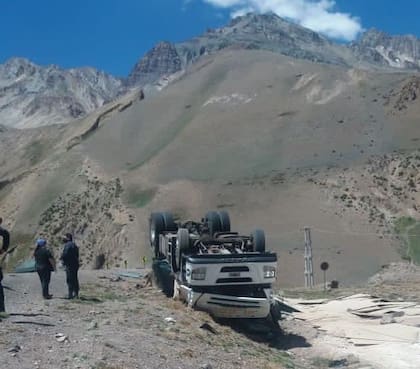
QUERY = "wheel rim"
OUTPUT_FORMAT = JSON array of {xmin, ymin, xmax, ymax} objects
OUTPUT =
[
  {"xmin": 150, "ymin": 224, "xmax": 156, "ymax": 245},
  {"xmin": 175, "ymin": 237, "xmax": 181, "ymax": 269}
]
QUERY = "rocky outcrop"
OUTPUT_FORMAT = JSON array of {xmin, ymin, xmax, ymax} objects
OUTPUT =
[
  {"xmin": 385, "ymin": 76, "xmax": 420, "ymax": 112},
  {"xmin": 66, "ymin": 89, "xmax": 144, "ymax": 150},
  {"xmin": 351, "ymin": 29, "xmax": 420, "ymax": 69},
  {"xmin": 127, "ymin": 42, "xmax": 182, "ymax": 86},
  {"xmin": 37, "ymin": 177, "xmax": 128, "ymax": 268},
  {"xmin": 0, "ymin": 58, "xmax": 124, "ymax": 128}
]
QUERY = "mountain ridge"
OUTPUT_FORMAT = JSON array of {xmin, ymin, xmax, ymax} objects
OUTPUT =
[{"xmin": 2, "ymin": 13, "xmax": 420, "ymax": 129}]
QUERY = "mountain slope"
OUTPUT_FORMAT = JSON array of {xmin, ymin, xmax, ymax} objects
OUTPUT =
[
  {"xmin": 2, "ymin": 19, "xmax": 420, "ymax": 286},
  {"xmin": 3, "ymin": 49, "xmax": 420, "ymax": 286},
  {"xmin": 76, "ymin": 50, "xmax": 420, "ymax": 284},
  {"xmin": 87, "ymin": 50, "xmax": 404, "ymax": 180}
]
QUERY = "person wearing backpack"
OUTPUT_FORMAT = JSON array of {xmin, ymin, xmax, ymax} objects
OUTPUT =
[
  {"xmin": 60, "ymin": 233, "xmax": 79, "ymax": 299},
  {"xmin": 0, "ymin": 217, "xmax": 10, "ymax": 311},
  {"xmin": 34, "ymin": 238, "xmax": 56, "ymax": 299}
]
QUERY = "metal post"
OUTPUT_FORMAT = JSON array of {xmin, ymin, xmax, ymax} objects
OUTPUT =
[
  {"xmin": 323, "ymin": 270, "xmax": 326, "ymax": 291},
  {"xmin": 304, "ymin": 227, "xmax": 314, "ymax": 288}
]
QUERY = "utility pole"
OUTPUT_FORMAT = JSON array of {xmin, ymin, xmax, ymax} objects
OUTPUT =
[
  {"xmin": 320, "ymin": 262, "xmax": 329, "ymax": 291},
  {"xmin": 304, "ymin": 227, "xmax": 314, "ymax": 288}
]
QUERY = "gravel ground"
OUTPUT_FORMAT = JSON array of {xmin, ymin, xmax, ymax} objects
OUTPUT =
[
  {"xmin": 2, "ymin": 264, "xmax": 416, "ymax": 369},
  {"xmin": 0, "ymin": 269, "xmax": 304, "ymax": 369}
]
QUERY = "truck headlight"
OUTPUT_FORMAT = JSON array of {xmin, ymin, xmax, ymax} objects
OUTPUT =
[
  {"xmin": 264, "ymin": 266, "xmax": 276, "ymax": 278},
  {"xmin": 191, "ymin": 267, "xmax": 207, "ymax": 280}
]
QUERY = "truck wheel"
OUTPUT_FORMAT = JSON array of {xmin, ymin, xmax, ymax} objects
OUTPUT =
[
  {"xmin": 150, "ymin": 212, "xmax": 165, "ymax": 257},
  {"xmin": 170, "ymin": 240, "xmax": 178, "ymax": 272},
  {"xmin": 205, "ymin": 211, "xmax": 222, "ymax": 236},
  {"xmin": 217, "ymin": 210, "xmax": 231, "ymax": 232},
  {"xmin": 175, "ymin": 228, "xmax": 189, "ymax": 271},
  {"xmin": 252, "ymin": 229, "xmax": 265, "ymax": 253},
  {"xmin": 162, "ymin": 212, "xmax": 177, "ymax": 232}
]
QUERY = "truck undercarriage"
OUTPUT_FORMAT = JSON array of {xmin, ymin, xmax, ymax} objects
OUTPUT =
[{"xmin": 149, "ymin": 211, "xmax": 278, "ymax": 319}]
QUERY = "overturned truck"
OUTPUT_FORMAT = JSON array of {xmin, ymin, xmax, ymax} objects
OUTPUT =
[{"xmin": 150, "ymin": 211, "xmax": 278, "ymax": 319}]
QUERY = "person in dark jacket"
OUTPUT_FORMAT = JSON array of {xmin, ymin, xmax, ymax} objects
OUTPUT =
[
  {"xmin": 34, "ymin": 238, "xmax": 56, "ymax": 299},
  {"xmin": 60, "ymin": 233, "xmax": 79, "ymax": 299},
  {"xmin": 0, "ymin": 217, "xmax": 10, "ymax": 312}
]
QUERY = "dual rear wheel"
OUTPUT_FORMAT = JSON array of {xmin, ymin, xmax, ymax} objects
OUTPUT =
[
  {"xmin": 149, "ymin": 212, "xmax": 177, "ymax": 258},
  {"xmin": 150, "ymin": 210, "xmax": 265, "ymax": 260},
  {"xmin": 204, "ymin": 210, "xmax": 231, "ymax": 235},
  {"xmin": 204, "ymin": 211, "xmax": 265, "ymax": 252}
]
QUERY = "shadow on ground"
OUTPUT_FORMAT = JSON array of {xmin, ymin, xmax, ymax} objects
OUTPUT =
[
  {"xmin": 152, "ymin": 259, "xmax": 311, "ymax": 350},
  {"xmin": 219, "ymin": 318, "xmax": 311, "ymax": 350}
]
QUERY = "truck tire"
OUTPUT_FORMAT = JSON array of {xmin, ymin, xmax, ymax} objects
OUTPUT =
[
  {"xmin": 150, "ymin": 212, "xmax": 165, "ymax": 257},
  {"xmin": 205, "ymin": 211, "xmax": 222, "ymax": 236},
  {"xmin": 175, "ymin": 228, "xmax": 190, "ymax": 271},
  {"xmin": 252, "ymin": 229, "xmax": 265, "ymax": 253},
  {"xmin": 162, "ymin": 212, "xmax": 177, "ymax": 232},
  {"xmin": 170, "ymin": 240, "xmax": 178, "ymax": 272},
  {"xmin": 217, "ymin": 210, "xmax": 231, "ymax": 232}
]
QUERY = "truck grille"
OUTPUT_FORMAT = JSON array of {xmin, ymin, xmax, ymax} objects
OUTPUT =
[
  {"xmin": 220, "ymin": 266, "xmax": 249, "ymax": 273},
  {"xmin": 208, "ymin": 296, "xmax": 261, "ymax": 308},
  {"xmin": 216, "ymin": 277, "xmax": 252, "ymax": 284},
  {"xmin": 192, "ymin": 285, "xmax": 270, "ymax": 297}
]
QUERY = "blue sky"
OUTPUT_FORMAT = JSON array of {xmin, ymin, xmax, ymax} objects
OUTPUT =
[{"xmin": 0, "ymin": 0, "xmax": 419, "ymax": 76}]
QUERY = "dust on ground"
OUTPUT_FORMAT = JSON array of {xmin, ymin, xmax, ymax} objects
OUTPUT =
[
  {"xmin": 1, "ymin": 262, "xmax": 419, "ymax": 369},
  {"xmin": 0, "ymin": 269, "xmax": 303, "ymax": 369}
]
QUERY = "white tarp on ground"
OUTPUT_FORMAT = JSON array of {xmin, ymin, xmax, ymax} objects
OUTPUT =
[{"xmin": 284, "ymin": 294, "xmax": 420, "ymax": 369}]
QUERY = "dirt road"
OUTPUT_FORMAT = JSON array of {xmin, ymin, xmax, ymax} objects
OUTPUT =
[
  {"xmin": 3, "ymin": 265, "xmax": 415, "ymax": 369},
  {"xmin": 0, "ymin": 269, "xmax": 302, "ymax": 369}
]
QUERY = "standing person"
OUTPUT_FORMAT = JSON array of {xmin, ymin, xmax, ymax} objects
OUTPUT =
[
  {"xmin": 0, "ymin": 217, "xmax": 10, "ymax": 312},
  {"xmin": 61, "ymin": 233, "xmax": 79, "ymax": 299},
  {"xmin": 34, "ymin": 238, "xmax": 56, "ymax": 299}
]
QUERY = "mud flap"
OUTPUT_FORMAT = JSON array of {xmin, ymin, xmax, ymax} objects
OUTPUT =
[
  {"xmin": 152, "ymin": 259, "xmax": 174, "ymax": 297},
  {"xmin": 270, "ymin": 300, "xmax": 282, "ymax": 322}
]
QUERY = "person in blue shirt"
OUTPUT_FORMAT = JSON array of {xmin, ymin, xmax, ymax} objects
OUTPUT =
[{"xmin": 60, "ymin": 233, "xmax": 79, "ymax": 299}]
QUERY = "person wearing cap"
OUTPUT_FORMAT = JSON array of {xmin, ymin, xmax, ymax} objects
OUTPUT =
[
  {"xmin": 0, "ymin": 217, "xmax": 10, "ymax": 312},
  {"xmin": 60, "ymin": 233, "xmax": 79, "ymax": 299},
  {"xmin": 34, "ymin": 238, "xmax": 56, "ymax": 299}
]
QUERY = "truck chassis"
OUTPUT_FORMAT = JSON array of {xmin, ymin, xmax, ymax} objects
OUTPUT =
[{"xmin": 150, "ymin": 211, "xmax": 278, "ymax": 319}]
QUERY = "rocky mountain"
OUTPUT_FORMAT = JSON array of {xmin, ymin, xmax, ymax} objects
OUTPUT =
[
  {"xmin": 127, "ymin": 13, "xmax": 420, "ymax": 92},
  {"xmin": 0, "ymin": 58, "xmax": 124, "ymax": 128},
  {"xmin": 351, "ymin": 29, "xmax": 420, "ymax": 70},
  {"xmin": 124, "ymin": 12, "xmax": 353, "ymax": 88},
  {"xmin": 173, "ymin": 12, "xmax": 353, "ymax": 67}
]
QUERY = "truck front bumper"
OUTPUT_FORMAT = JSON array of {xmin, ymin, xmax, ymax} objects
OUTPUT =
[{"xmin": 188, "ymin": 290, "xmax": 272, "ymax": 318}]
